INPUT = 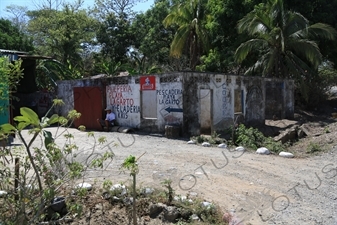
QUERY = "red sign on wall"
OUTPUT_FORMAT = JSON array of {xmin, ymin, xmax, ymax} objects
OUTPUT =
[{"xmin": 140, "ymin": 76, "xmax": 156, "ymax": 90}]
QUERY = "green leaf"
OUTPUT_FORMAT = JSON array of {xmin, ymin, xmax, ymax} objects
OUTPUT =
[
  {"xmin": 14, "ymin": 115, "xmax": 30, "ymax": 123},
  {"xmin": 0, "ymin": 123, "xmax": 16, "ymax": 133},
  {"xmin": 47, "ymin": 114, "xmax": 59, "ymax": 125},
  {"xmin": 43, "ymin": 130, "xmax": 54, "ymax": 149},
  {"xmin": 17, "ymin": 122, "xmax": 30, "ymax": 131},
  {"xmin": 20, "ymin": 107, "xmax": 40, "ymax": 126}
]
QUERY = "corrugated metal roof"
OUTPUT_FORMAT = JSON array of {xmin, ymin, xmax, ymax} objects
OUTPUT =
[
  {"xmin": 0, "ymin": 49, "xmax": 52, "ymax": 60},
  {"xmin": 0, "ymin": 49, "xmax": 28, "ymax": 54}
]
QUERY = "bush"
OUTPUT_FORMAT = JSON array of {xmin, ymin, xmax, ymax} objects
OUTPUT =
[
  {"xmin": 0, "ymin": 99, "xmax": 114, "ymax": 224},
  {"xmin": 234, "ymin": 124, "xmax": 285, "ymax": 153},
  {"xmin": 192, "ymin": 131, "xmax": 226, "ymax": 145},
  {"xmin": 307, "ymin": 142, "xmax": 323, "ymax": 153}
]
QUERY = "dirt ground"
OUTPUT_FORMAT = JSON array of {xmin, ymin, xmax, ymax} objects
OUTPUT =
[{"xmin": 13, "ymin": 99, "xmax": 337, "ymax": 225}]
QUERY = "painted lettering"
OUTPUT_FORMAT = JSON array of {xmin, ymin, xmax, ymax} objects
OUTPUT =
[
  {"xmin": 107, "ymin": 85, "xmax": 140, "ymax": 119},
  {"xmin": 157, "ymin": 89, "xmax": 182, "ymax": 105}
]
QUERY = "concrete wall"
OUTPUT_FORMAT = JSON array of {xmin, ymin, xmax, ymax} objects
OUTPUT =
[
  {"xmin": 56, "ymin": 73, "xmax": 294, "ymax": 135},
  {"xmin": 106, "ymin": 77, "xmax": 141, "ymax": 128},
  {"xmin": 13, "ymin": 91, "xmax": 54, "ymax": 118},
  {"xmin": 56, "ymin": 78, "xmax": 105, "ymax": 116}
]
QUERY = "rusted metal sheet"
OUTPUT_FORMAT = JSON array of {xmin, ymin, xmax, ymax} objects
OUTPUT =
[{"xmin": 73, "ymin": 87, "xmax": 103, "ymax": 130}]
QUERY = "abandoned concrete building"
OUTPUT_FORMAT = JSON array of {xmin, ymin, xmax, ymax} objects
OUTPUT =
[{"xmin": 56, "ymin": 72, "xmax": 294, "ymax": 136}]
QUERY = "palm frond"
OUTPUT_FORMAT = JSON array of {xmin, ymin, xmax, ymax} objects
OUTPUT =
[
  {"xmin": 235, "ymin": 39, "xmax": 267, "ymax": 63},
  {"xmin": 170, "ymin": 25, "xmax": 190, "ymax": 57},
  {"xmin": 308, "ymin": 23, "xmax": 337, "ymax": 40}
]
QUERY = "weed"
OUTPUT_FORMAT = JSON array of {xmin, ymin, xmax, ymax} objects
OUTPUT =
[
  {"xmin": 0, "ymin": 101, "xmax": 114, "ymax": 224},
  {"xmin": 192, "ymin": 132, "xmax": 226, "ymax": 145},
  {"xmin": 234, "ymin": 124, "xmax": 265, "ymax": 149},
  {"xmin": 264, "ymin": 137, "xmax": 286, "ymax": 154},
  {"xmin": 324, "ymin": 126, "xmax": 330, "ymax": 133},
  {"xmin": 234, "ymin": 124, "xmax": 286, "ymax": 153},
  {"xmin": 161, "ymin": 179, "xmax": 174, "ymax": 205},
  {"xmin": 191, "ymin": 200, "xmax": 224, "ymax": 224},
  {"xmin": 307, "ymin": 142, "xmax": 322, "ymax": 153}
]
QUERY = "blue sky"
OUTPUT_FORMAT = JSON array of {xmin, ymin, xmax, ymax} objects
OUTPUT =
[{"xmin": 0, "ymin": 0, "xmax": 154, "ymax": 17}]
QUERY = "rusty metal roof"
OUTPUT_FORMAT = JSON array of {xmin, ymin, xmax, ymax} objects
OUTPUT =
[{"xmin": 0, "ymin": 49, "xmax": 52, "ymax": 60}]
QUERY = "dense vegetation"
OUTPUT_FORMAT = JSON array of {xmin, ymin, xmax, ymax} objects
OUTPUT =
[{"xmin": 1, "ymin": 0, "xmax": 337, "ymax": 106}]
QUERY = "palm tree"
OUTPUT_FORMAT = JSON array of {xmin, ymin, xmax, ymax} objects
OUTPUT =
[
  {"xmin": 163, "ymin": 0, "xmax": 209, "ymax": 70},
  {"xmin": 234, "ymin": 0, "xmax": 336, "ymax": 79}
]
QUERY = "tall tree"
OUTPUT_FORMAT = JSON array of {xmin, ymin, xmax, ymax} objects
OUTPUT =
[
  {"xmin": 163, "ymin": 0, "xmax": 210, "ymax": 70},
  {"xmin": 27, "ymin": 1, "xmax": 97, "ymax": 67},
  {"xmin": 5, "ymin": 5, "xmax": 29, "ymax": 33},
  {"xmin": 32, "ymin": 0, "xmax": 66, "ymax": 10},
  {"xmin": 234, "ymin": 0, "xmax": 336, "ymax": 79},
  {"xmin": 198, "ymin": 0, "xmax": 259, "ymax": 73},
  {"xmin": 96, "ymin": 12, "xmax": 134, "ymax": 63},
  {"xmin": 93, "ymin": 0, "xmax": 141, "ymax": 17},
  {"xmin": 131, "ymin": 0, "xmax": 174, "ymax": 71},
  {"xmin": 284, "ymin": 0, "xmax": 337, "ymax": 68},
  {"xmin": 0, "ymin": 19, "xmax": 33, "ymax": 51}
]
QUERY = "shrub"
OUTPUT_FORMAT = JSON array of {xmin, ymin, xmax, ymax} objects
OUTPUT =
[
  {"xmin": 0, "ymin": 99, "xmax": 114, "ymax": 224},
  {"xmin": 307, "ymin": 142, "xmax": 322, "ymax": 153},
  {"xmin": 234, "ymin": 124, "xmax": 285, "ymax": 153}
]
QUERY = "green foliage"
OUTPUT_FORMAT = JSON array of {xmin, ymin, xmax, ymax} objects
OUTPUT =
[
  {"xmin": 192, "ymin": 132, "xmax": 226, "ymax": 145},
  {"xmin": 175, "ymin": 198, "xmax": 224, "ymax": 225},
  {"xmin": 96, "ymin": 13, "xmax": 134, "ymax": 64},
  {"xmin": 324, "ymin": 126, "xmax": 330, "ymax": 134},
  {"xmin": 121, "ymin": 155, "xmax": 138, "ymax": 175},
  {"xmin": 94, "ymin": 58, "xmax": 122, "ymax": 76},
  {"xmin": 123, "ymin": 52, "xmax": 163, "ymax": 75},
  {"xmin": 35, "ymin": 59, "xmax": 84, "ymax": 90},
  {"xmin": 102, "ymin": 180, "xmax": 113, "ymax": 190},
  {"xmin": 120, "ymin": 153, "xmax": 144, "ymax": 225},
  {"xmin": 200, "ymin": 0, "xmax": 259, "ymax": 73},
  {"xmin": 161, "ymin": 179, "xmax": 174, "ymax": 205},
  {"xmin": 163, "ymin": 0, "xmax": 210, "ymax": 70},
  {"xmin": 27, "ymin": 3, "xmax": 97, "ymax": 67},
  {"xmin": 235, "ymin": 124, "xmax": 265, "ymax": 149},
  {"xmin": 131, "ymin": 0, "xmax": 174, "ymax": 70},
  {"xmin": 234, "ymin": 124, "xmax": 285, "ymax": 153},
  {"xmin": 0, "ymin": 18, "xmax": 34, "ymax": 51},
  {"xmin": 0, "ymin": 56, "xmax": 24, "ymax": 116},
  {"xmin": 264, "ymin": 137, "xmax": 286, "ymax": 154},
  {"xmin": 0, "ymin": 99, "xmax": 115, "ymax": 224},
  {"xmin": 307, "ymin": 142, "xmax": 323, "ymax": 153},
  {"xmin": 235, "ymin": 0, "xmax": 337, "ymax": 79},
  {"xmin": 295, "ymin": 61, "xmax": 337, "ymax": 107}
]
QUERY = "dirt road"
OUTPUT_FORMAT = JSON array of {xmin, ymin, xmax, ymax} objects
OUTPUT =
[{"xmin": 16, "ymin": 127, "xmax": 337, "ymax": 225}]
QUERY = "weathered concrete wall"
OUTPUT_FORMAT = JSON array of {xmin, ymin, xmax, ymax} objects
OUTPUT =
[
  {"xmin": 156, "ymin": 74, "xmax": 183, "ymax": 131},
  {"xmin": 283, "ymin": 80, "xmax": 294, "ymax": 119},
  {"xmin": 105, "ymin": 76, "xmax": 140, "ymax": 128},
  {"xmin": 182, "ymin": 72, "xmax": 200, "ymax": 136},
  {"xmin": 243, "ymin": 78, "xmax": 265, "ymax": 125},
  {"xmin": 14, "ymin": 91, "xmax": 54, "ymax": 118},
  {"xmin": 56, "ymin": 73, "xmax": 294, "ymax": 135},
  {"xmin": 56, "ymin": 78, "xmax": 105, "ymax": 116},
  {"xmin": 104, "ymin": 74, "xmax": 183, "ymax": 132},
  {"xmin": 264, "ymin": 78, "xmax": 294, "ymax": 120}
]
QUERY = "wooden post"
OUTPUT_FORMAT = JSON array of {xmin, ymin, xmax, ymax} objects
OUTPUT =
[{"xmin": 14, "ymin": 157, "xmax": 19, "ymax": 201}]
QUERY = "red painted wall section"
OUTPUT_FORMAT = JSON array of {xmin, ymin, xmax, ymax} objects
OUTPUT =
[{"xmin": 73, "ymin": 87, "xmax": 103, "ymax": 130}]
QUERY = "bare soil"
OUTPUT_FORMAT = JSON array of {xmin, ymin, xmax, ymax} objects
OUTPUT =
[{"xmin": 15, "ymin": 99, "xmax": 337, "ymax": 225}]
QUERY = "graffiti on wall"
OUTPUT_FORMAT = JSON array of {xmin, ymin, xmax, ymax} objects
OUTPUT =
[
  {"xmin": 157, "ymin": 88, "xmax": 183, "ymax": 124},
  {"xmin": 37, "ymin": 91, "xmax": 52, "ymax": 116},
  {"xmin": 246, "ymin": 86, "xmax": 263, "ymax": 122},
  {"xmin": 221, "ymin": 83, "xmax": 229, "ymax": 117},
  {"xmin": 157, "ymin": 89, "xmax": 182, "ymax": 105},
  {"xmin": 107, "ymin": 85, "xmax": 140, "ymax": 119}
]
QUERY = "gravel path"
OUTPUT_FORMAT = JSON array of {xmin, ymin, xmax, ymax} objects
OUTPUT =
[{"xmin": 15, "ymin": 127, "xmax": 337, "ymax": 225}]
